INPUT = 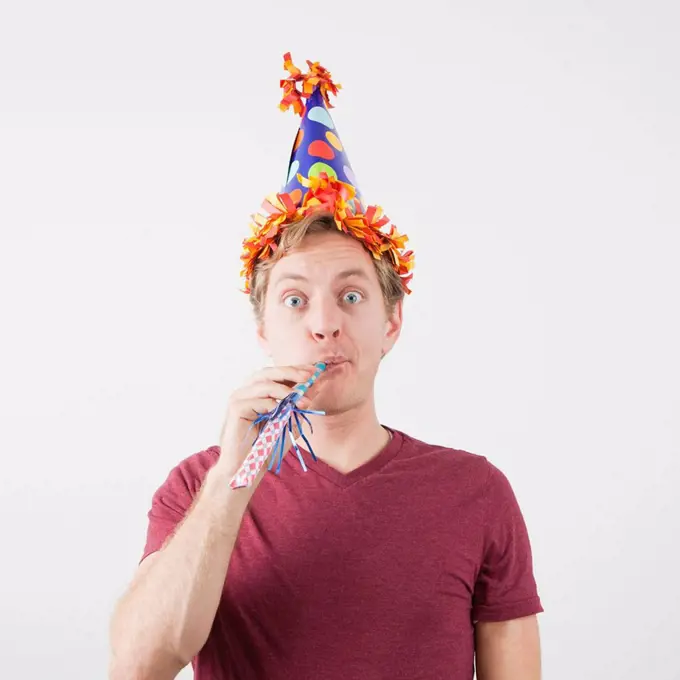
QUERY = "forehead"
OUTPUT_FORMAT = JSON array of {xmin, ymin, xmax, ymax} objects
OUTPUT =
[{"xmin": 269, "ymin": 231, "xmax": 377, "ymax": 287}]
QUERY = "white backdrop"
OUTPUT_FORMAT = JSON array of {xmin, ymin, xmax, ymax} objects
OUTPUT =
[{"xmin": 1, "ymin": 1, "xmax": 678, "ymax": 678}]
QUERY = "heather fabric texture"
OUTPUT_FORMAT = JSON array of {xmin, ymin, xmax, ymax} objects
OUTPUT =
[{"xmin": 142, "ymin": 428, "xmax": 543, "ymax": 680}]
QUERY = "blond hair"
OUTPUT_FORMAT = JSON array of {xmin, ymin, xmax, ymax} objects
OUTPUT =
[{"xmin": 248, "ymin": 211, "xmax": 405, "ymax": 321}]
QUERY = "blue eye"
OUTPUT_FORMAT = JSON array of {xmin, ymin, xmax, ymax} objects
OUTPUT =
[
  {"xmin": 343, "ymin": 291, "xmax": 363, "ymax": 304},
  {"xmin": 284, "ymin": 295, "xmax": 305, "ymax": 308}
]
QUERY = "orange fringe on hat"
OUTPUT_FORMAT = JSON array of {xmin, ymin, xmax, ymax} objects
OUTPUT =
[
  {"xmin": 278, "ymin": 52, "xmax": 341, "ymax": 116},
  {"xmin": 240, "ymin": 173, "xmax": 414, "ymax": 294}
]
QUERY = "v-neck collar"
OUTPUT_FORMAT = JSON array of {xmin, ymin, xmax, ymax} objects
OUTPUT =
[{"xmin": 294, "ymin": 426, "xmax": 404, "ymax": 489}]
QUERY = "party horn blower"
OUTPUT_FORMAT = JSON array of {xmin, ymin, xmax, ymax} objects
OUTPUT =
[{"xmin": 229, "ymin": 362, "xmax": 327, "ymax": 489}]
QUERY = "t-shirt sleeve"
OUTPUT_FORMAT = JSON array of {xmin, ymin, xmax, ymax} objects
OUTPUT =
[
  {"xmin": 471, "ymin": 462, "xmax": 544, "ymax": 622},
  {"xmin": 139, "ymin": 448, "xmax": 218, "ymax": 564}
]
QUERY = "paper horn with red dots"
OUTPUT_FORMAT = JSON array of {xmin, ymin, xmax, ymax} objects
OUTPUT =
[{"xmin": 229, "ymin": 362, "xmax": 327, "ymax": 489}]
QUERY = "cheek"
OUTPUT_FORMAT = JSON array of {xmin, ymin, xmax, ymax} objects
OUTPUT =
[
  {"xmin": 265, "ymin": 313, "xmax": 298, "ymax": 344},
  {"xmin": 262, "ymin": 310, "xmax": 307, "ymax": 359},
  {"xmin": 353, "ymin": 312, "xmax": 388, "ymax": 350}
]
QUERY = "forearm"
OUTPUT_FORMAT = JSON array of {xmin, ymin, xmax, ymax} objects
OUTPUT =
[{"xmin": 109, "ymin": 464, "xmax": 252, "ymax": 678}]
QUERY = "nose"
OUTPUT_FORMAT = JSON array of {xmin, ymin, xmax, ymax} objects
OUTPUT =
[
  {"xmin": 313, "ymin": 326, "xmax": 341, "ymax": 341},
  {"xmin": 308, "ymin": 297, "xmax": 342, "ymax": 341}
]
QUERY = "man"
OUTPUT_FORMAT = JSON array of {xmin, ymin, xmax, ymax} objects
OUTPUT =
[{"xmin": 109, "ymin": 53, "xmax": 543, "ymax": 680}]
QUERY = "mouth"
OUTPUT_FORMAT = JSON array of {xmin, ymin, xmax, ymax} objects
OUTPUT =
[{"xmin": 319, "ymin": 356, "xmax": 350, "ymax": 371}]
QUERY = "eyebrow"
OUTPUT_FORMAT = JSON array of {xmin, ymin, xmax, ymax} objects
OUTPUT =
[{"xmin": 273, "ymin": 268, "xmax": 370, "ymax": 286}]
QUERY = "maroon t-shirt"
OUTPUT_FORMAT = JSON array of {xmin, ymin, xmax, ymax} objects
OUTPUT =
[{"xmin": 141, "ymin": 428, "xmax": 543, "ymax": 679}]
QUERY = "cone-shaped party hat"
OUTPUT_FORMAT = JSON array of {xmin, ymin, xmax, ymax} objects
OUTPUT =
[{"xmin": 240, "ymin": 53, "xmax": 414, "ymax": 294}]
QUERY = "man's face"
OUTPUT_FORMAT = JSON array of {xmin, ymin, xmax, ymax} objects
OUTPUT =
[{"xmin": 258, "ymin": 231, "xmax": 402, "ymax": 415}]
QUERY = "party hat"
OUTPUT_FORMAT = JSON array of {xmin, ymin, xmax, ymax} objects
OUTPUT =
[
  {"xmin": 281, "ymin": 82, "xmax": 365, "ymax": 211},
  {"xmin": 240, "ymin": 53, "xmax": 414, "ymax": 294}
]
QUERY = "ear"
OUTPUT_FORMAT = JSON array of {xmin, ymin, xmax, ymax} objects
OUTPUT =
[
  {"xmin": 256, "ymin": 321, "xmax": 270, "ymax": 357},
  {"xmin": 382, "ymin": 299, "xmax": 403, "ymax": 356}
]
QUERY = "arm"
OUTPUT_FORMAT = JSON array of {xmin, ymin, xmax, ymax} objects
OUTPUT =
[
  {"xmin": 108, "ymin": 463, "xmax": 254, "ymax": 680},
  {"xmin": 472, "ymin": 462, "xmax": 544, "ymax": 679},
  {"xmin": 475, "ymin": 615, "xmax": 541, "ymax": 680}
]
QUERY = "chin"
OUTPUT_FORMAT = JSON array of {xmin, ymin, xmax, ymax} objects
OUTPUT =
[
  {"xmin": 311, "ymin": 384, "xmax": 364, "ymax": 416},
  {"xmin": 312, "ymin": 397, "xmax": 357, "ymax": 417}
]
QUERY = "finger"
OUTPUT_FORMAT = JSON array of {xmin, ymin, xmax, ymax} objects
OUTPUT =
[
  {"xmin": 250, "ymin": 365, "xmax": 317, "ymax": 387},
  {"xmin": 235, "ymin": 397, "xmax": 280, "ymax": 422},
  {"xmin": 236, "ymin": 380, "xmax": 294, "ymax": 403},
  {"xmin": 297, "ymin": 394, "xmax": 311, "ymax": 409}
]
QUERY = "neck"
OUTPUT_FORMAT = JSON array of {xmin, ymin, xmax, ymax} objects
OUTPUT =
[{"xmin": 298, "ymin": 397, "xmax": 390, "ymax": 475}]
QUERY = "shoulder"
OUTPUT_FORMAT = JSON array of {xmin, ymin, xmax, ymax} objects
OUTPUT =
[
  {"xmin": 153, "ymin": 444, "xmax": 221, "ymax": 499},
  {"xmin": 140, "ymin": 445, "xmax": 222, "ymax": 564},
  {"xmin": 395, "ymin": 428, "xmax": 496, "ymax": 482}
]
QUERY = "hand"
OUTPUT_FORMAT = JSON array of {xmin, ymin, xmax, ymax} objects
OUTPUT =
[{"xmin": 215, "ymin": 364, "xmax": 320, "ymax": 484}]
